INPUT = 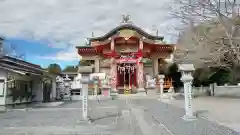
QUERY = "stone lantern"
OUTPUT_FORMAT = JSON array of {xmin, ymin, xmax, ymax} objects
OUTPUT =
[
  {"xmin": 179, "ymin": 64, "xmax": 196, "ymax": 120},
  {"xmin": 63, "ymin": 74, "xmax": 72, "ymax": 98},
  {"xmin": 158, "ymin": 74, "xmax": 165, "ymax": 98}
]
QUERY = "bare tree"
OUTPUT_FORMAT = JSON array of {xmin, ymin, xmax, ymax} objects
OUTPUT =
[
  {"xmin": 0, "ymin": 37, "xmax": 4, "ymax": 56},
  {"xmin": 169, "ymin": 0, "xmax": 240, "ymax": 69},
  {"xmin": 1, "ymin": 39, "xmax": 26, "ymax": 60}
]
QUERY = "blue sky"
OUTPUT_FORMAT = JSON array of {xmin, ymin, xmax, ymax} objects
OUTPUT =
[{"xmin": 4, "ymin": 38, "xmax": 79, "ymax": 69}]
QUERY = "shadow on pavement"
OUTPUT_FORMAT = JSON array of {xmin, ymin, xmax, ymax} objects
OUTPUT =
[{"xmin": 90, "ymin": 113, "xmax": 121, "ymax": 123}]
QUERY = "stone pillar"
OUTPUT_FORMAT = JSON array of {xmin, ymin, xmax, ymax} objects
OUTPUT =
[
  {"xmin": 82, "ymin": 83, "xmax": 88, "ymax": 120},
  {"xmin": 179, "ymin": 64, "xmax": 196, "ymax": 120},
  {"xmin": 79, "ymin": 76, "xmax": 91, "ymax": 121},
  {"xmin": 153, "ymin": 59, "xmax": 158, "ymax": 76},
  {"xmin": 158, "ymin": 75, "xmax": 165, "ymax": 97},
  {"xmin": 51, "ymin": 78, "xmax": 57, "ymax": 100},
  {"xmin": 95, "ymin": 59, "xmax": 100, "ymax": 73}
]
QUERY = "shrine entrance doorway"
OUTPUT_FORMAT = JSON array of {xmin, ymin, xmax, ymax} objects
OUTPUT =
[{"xmin": 117, "ymin": 63, "xmax": 137, "ymax": 93}]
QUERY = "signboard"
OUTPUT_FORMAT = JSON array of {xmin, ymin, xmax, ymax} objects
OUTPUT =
[
  {"xmin": 115, "ymin": 46, "xmax": 138, "ymax": 53},
  {"xmin": 90, "ymin": 73, "xmax": 106, "ymax": 80},
  {"xmin": 119, "ymin": 53, "xmax": 136, "ymax": 59}
]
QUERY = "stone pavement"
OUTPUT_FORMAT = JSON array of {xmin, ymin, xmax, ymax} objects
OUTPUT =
[
  {"xmin": 1, "ymin": 98, "xmax": 239, "ymax": 135},
  {"xmin": 0, "ymin": 100, "xmax": 145, "ymax": 135},
  {"xmin": 129, "ymin": 99, "xmax": 239, "ymax": 135},
  {"xmin": 168, "ymin": 96, "xmax": 240, "ymax": 132}
]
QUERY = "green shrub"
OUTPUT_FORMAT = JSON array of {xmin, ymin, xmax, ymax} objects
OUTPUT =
[{"xmin": 209, "ymin": 68, "xmax": 232, "ymax": 85}]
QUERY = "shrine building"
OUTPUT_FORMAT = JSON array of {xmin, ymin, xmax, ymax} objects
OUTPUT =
[{"xmin": 76, "ymin": 17, "xmax": 175, "ymax": 94}]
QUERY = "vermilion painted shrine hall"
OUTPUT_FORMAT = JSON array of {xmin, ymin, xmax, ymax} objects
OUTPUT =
[{"xmin": 76, "ymin": 19, "xmax": 175, "ymax": 94}]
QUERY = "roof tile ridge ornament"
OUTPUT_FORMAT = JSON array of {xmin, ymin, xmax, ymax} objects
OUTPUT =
[
  {"xmin": 84, "ymin": 38, "xmax": 90, "ymax": 46},
  {"xmin": 121, "ymin": 14, "xmax": 133, "ymax": 24}
]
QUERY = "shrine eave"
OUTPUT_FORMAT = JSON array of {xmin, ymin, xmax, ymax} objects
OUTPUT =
[
  {"xmin": 88, "ymin": 24, "xmax": 164, "ymax": 42},
  {"xmin": 76, "ymin": 44, "xmax": 175, "ymax": 56},
  {"xmin": 76, "ymin": 46, "xmax": 97, "ymax": 53}
]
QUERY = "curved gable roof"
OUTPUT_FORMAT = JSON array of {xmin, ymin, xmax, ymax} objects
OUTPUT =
[{"xmin": 88, "ymin": 24, "xmax": 164, "ymax": 42}]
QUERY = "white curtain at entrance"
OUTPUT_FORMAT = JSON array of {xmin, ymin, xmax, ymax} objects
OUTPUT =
[{"xmin": 117, "ymin": 64, "xmax": 136, "ymax": 74}]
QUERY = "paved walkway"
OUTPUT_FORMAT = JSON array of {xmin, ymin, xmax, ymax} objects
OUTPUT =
[
  {"xmin": 1, "ymin": 98, "xmax": 239, "ymax": 135},
  {"xmin": 168, "ymin": 96, "xmax": 240, "ymax": 132},
  {"xmin": 0, "ymin": 100, "xmax": 143, "ymax": 135},
  {"xmin": 130, "ymin": 99, "xmax": 239, "ymax": 135}
]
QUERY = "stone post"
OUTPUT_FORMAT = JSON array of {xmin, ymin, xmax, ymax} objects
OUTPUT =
[
  {"xmin": 94, "ymin": 78, "xmax": 98, "ymax": 96},
  {"xmin": 77, "ymin": 75, "xmax": 93, "ymax": 121},
  {"xmin": 82, "ymin": 82, "xmax": 88, "ymax": 120},
  {"xmin": 51, "ymin": 78, "xmax": 57, "ymax": 100},
  {"xmin": 153, "ymin": 59, "xmax": 158, "ymax": 76},
  {"xmin": 158, "ymin": 75, "xmax": 165, "ymax": 97},
  {"xmin": 94, "ymin": 59, "xmax": 100, "ymax": 73},
  {"xmin": 179, "ymin": 64, "xmax": 196, "ymax": 120}
]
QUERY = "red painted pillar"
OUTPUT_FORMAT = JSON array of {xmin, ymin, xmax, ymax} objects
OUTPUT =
[
  {"xmin": 110, "ymin": 38, "xmax": 117, "ymax": 93},
  {"xmin": 136, "ymin": 39, "xmax": 145, "ymax": 93},
  {"xmin": 134, "ymin": 67, "xmax": 137, "ymax": 87}
]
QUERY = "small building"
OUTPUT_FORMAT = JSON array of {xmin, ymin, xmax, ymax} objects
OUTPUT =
[
  {"xmin": 76, "ymin": 17, "xmax": 175, "ymax": 94},
  {"xmin": 0, "ymin": 55, "xmax": 57, "ymax": 107},
  {"xmin": 61, "ymin": 71, "xmax": 78, "ymax": 81}
]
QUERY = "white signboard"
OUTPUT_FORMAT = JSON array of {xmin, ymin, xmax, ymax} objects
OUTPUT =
[{"xmin": 90, "ymin": 73, "xmax": 106, "ymax": 80}]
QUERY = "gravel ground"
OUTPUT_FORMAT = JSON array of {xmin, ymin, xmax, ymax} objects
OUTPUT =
[{"xmin": 130, "ymin": 99, "xmax": 239, "ymax": 135}]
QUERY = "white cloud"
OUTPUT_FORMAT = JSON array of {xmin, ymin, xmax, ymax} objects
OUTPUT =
[
  {"xmin": 39, "ymin": 47, "xmax": 82, "ymax": 61},
  {"xmin": 0, "ymin": 0, "xmax": 179, "ymax": 62},
  {"xmin": 0, "ymin": 0, "xmax": 177, "ymax": 47}
]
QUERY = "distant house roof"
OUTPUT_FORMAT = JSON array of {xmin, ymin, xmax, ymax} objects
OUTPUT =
[
  {"xmin": 88, "ymin": 24, "xmax": 164, "ymax": 42},
  {"xmin": 61, "ymin": 72, "xmax": 78, "ymax": 75},
  {"xmin": 0, "ymin": 55, "xmax": 44, "ymax": 75}
]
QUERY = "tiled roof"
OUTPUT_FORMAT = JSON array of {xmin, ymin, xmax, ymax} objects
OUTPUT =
[{"xmin": 88, "ymin": 24, "xmax": 164, "ymax": 42}]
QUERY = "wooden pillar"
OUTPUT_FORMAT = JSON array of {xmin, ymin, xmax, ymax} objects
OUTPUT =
[
  {"xmin": 137, "ymin": 39, "xmax": 145, "ymax": 94},
  {"xmin": 110, "ymin": 58, "xmax": 117, "ymax": 91},
  {"xmin": 110, "ymin": 38, "xmax": 115, "ymax": 51},
  {"xmin": 137, "ymin": 61, "xmax": 144, "ymax": 88},
  {"xmin": 110, "ymin": 38, "xmax": 117, "ymax": 92},
  {"xmin": 138, "ymin": 39, "xmax": 144, "ymax": 88}
]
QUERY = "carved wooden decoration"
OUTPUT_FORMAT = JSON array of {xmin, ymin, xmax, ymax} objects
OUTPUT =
[{"xmin": 115, "ymin": 45, "xmax": 138, "ymax": 53}]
